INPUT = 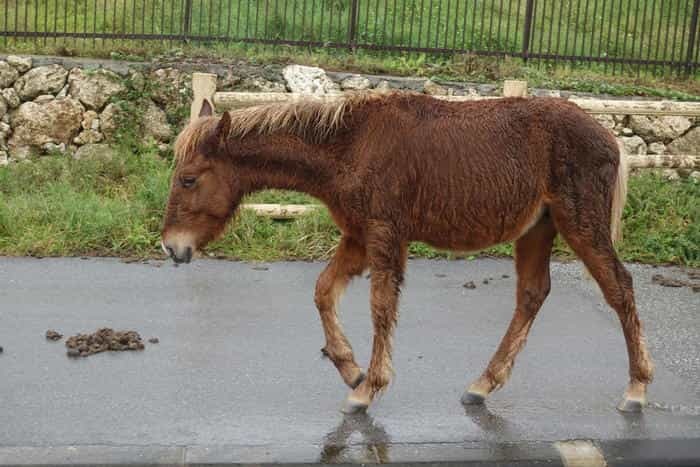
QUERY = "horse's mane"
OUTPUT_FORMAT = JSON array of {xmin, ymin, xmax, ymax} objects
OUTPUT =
[{"xmin": 174, "ymin": 91, "xmax": 385, "ymax": 163}]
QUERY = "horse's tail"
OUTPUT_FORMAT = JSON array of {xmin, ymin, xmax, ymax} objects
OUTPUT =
[{"xmin": 610, "ymin": 150, "xmax": 628, "ymax": 246}]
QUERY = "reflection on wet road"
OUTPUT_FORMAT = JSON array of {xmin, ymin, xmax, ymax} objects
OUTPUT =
[{"xmin": 320, "ymin": 413, "xmax": 390, "ymax": 464}]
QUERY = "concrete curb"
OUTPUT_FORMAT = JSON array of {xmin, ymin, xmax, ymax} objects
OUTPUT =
[{"xmin": 1, "ymin": 439, "xmax": 699, "ymax": 466}]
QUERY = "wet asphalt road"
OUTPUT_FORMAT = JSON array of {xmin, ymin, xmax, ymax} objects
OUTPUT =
[{"xmin": 0, "ymin": 257, "xmax": 698, "ymax": 465}]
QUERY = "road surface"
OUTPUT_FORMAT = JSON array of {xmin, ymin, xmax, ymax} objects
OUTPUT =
[{"xmin": 0, "ymin": 257, "xmax": 698, "ymax": 466}]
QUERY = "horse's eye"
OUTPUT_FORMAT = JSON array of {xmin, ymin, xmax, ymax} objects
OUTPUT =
[{"xmin": 181, "ymin": 176, "xmax": 196, "ymax": 188}]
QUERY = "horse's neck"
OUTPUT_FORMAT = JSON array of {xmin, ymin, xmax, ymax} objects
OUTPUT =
[{"xmin": 235, "ymin": 136, "xmax": 341, "ymax": 202}]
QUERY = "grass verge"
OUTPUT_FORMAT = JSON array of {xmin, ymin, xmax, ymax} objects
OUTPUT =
[{"xmin": 0, "ymin": 148, "xmax": 697, "ymax": 266}]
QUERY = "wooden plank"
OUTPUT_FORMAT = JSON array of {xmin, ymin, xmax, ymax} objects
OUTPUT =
[
  {"xmin": 627, "ymin": 154, "xmax": 700, "ymax": 169},
  {"xmin": 213, "ymin": 91, "xmax": 494, "ymax": 110},
  {"xmin": 214, "ymin": 91, "xmax": 346, "ymax": 110},
  {"xmin": 212, "ymin": 91, "xmax": 700, "ymax": 117},
  {"xmin": 202, "ymin": 80, "xmax": 700, "ymax": 183},
  {"xmin": 569, "ymin": 98, "xmax": 700, "ymax": 117},
  {"xmin": 240, "ymin": 203, "xmax": 319, "ymax": 219},
  {"xmin": 237, "ymin": 154, "xmax": 697, "ymax": 220}
]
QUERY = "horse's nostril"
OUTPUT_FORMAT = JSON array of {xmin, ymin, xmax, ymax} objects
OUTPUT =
[
  {"xmin": 184, "ymin": 247, "xmax": 193, "ymax": 264},
  {"xmin": 166, "ymin": 246, "xmax": 175, "ymax": 258}
]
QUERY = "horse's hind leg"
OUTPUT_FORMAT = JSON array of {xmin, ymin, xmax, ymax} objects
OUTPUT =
[
  {"xmin": 552, "ymin": 209, "xmax": 654, "ymax": 412},
  {"xmin": 463, "ymin": 215, "xmax": 557, "ymax": 405},
  {"xmin": 315, "ymin": 236, "xmax": 367, "ymax": 389}
]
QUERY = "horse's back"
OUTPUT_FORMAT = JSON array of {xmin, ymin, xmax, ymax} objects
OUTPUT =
[
  {"xmin": 350, "ymin": 94, "xmax": 619, "ymax": 249},
  {"xmin": 353, "ymin": 96, "xmax": 549, "ymax": 248}
]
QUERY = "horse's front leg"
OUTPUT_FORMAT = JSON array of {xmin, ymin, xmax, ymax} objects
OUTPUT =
[
  {"xmin": 343, "ymin": 226, "xmax": 407, "ymax": 413},
  {"xmin": 315, "ymin": 236, "xmax": 367, "ymax": 388}
]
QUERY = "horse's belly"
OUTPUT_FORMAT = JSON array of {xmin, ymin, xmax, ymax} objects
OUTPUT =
[
  {"xmin": 413, "ymin": 203, "xmax": 545, "ymax": 251},
  {"xmin": 416, "ymin": 230, "xmax": 499, "ymax": 252}
]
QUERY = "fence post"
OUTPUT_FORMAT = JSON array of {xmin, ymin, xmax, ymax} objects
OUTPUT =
[
  {"xmin": 191, "ymin": 73, "xmax": 217, "ymax": 121},
  {"xmin": 521, "ymin": 0, "xmax": 536, "ymax": 63},
  {"xmin": 686, "ymin": 0, "xmax": 700, "ymax": 75},
  {"xmin": 503, "ymin": 80, "xmax": 528, "ymax": 97},
  {"xmin": 347, "ymin": 0, "xmax": 360, "ymax": 51},
  {"xmin": 183, "ymin": 0, "xmax": 193, "ymax": 42}
]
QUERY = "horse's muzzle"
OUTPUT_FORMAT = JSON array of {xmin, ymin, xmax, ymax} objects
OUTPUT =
[{"xmin": 162, "ymin": 241, "xmax": 193, "ymax": 264}]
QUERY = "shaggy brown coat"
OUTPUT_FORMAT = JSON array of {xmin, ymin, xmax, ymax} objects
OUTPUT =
[{"xmin": 162, "ymin": 92, "xmax": 653, "ymax": 413}]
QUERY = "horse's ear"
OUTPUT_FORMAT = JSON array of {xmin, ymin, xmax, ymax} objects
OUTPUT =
[
  {"xmin": 199, "ymin": 99, "xmax": 214, "ymax": 117},
  {"xmin": 216, "ymin": 111, "xmax": 232, "ymax": 144}
]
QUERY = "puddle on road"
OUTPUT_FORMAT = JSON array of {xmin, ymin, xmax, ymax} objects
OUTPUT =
[
  {"xmin": 647, "ymin": 401, "xmax": 700, "ymax": 416},
  {"xmin": 320, "ymin": 413, "xmax": 391, "ymax": 464}
]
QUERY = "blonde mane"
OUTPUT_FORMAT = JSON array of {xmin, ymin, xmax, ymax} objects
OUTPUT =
[
  {"xmin": 174, "ymin": 91, "xmax": 382, "ymax": 163},
  {"xmin": 173, "ymin": 116, "xmax": 218, "ymax": 164}
]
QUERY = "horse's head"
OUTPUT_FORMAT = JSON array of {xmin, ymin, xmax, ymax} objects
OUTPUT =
[{"xmin": 161, "ymin": 100, "xmax": 239, "ymax": 264}]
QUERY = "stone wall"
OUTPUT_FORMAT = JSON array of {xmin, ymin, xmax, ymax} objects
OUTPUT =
[
  {"xmin": 1, "ymin": 55, "xmax": 699, "ymax": 175},
  {"xmin": 0, "ymin": 55, "xmax": 183, "ymax": 164}
]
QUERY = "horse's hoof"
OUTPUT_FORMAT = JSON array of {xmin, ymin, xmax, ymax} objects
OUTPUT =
[
  {"xmin": 341, "ymin": 397, "xmax": 369, "ymax": 414},
  {"xmin": 349, "ymin": 371, "xmax": 366, "ymax": 389},
  {"xmin": 618, "ymin": 397, "xmax": 645, "ymax": 413},
  {"xmin": 461, "ymin": 391, "xmax": 486, "ymax": 406}
]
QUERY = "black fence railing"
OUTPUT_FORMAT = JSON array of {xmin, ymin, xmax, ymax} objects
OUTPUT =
[{"xmin": 1, "ymin": 0, "xmax": 699, "ymax": 75}]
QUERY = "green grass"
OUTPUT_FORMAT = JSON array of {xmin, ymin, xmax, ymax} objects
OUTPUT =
[
  {"xmin": 0, "ymin": 149, "xmax": 698, "ymax": 266},
  {"xmin": 1, "ymin": 0, "xmax": 694, "ymax": 77}
]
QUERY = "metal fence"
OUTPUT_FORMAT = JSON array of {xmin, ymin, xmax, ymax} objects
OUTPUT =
[{"xmin": 1, "ymin": 0, "xmax": 699, "ymax": 74}]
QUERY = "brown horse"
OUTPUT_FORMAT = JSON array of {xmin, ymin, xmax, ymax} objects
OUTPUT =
[{"xmin": 161, "ymin": 92, "xmax": 653, "ymax": 413}]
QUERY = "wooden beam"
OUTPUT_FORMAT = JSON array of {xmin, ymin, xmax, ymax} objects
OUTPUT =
[
  {"xmin": 214, "ymin": 91, "xmax": 346, "ymax": 110},
  {"xmin": 213, "ymin": 91, "xmax": 494, "ymax": 110},
  {"xmin": 240, "ymin": 203, "xmax": 319, "ymax": 219},
  {"xmin": 199, "ymin": 78, "xmax": 699, "ymax": 187},
  {"xmin": 569, "ymin": 99, "xmax": 700, "ymax": 117},
  {"xmin": 212, "ymin": 90, "xmax": 700, "ymax": 117},
  {"xmin": 235, "ymin": 154, "xmax": 698, "ymax": 219},
  {"xmin": 627, "ymin": 154, "xmax": 700, "ymax": 169}
]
